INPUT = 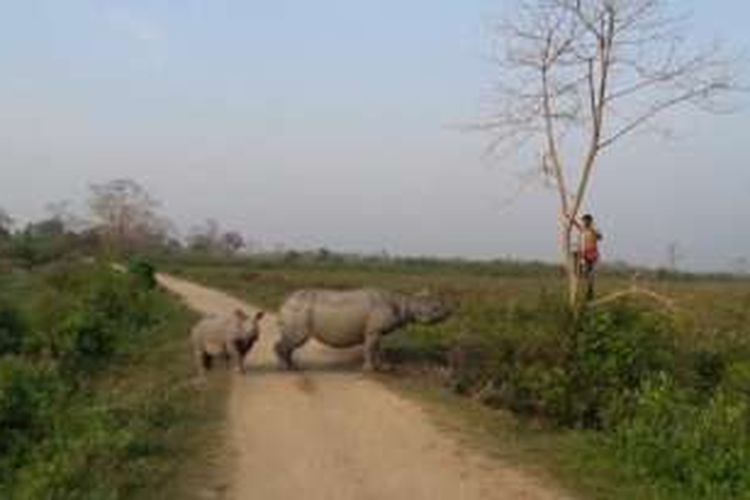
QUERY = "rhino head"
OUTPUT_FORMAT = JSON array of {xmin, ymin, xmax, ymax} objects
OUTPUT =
[
  {"xmin": 234, "ymin": 310, "xmax": 265, "ymax": 357},
  {"xmin": 408, "ymin": 291, "xmax": 451, "ymax": 324}
]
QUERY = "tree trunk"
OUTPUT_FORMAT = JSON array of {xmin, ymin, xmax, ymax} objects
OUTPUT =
[{"xmin": 561, "ymin": 222, "xmax": 580, "ymax": 308}]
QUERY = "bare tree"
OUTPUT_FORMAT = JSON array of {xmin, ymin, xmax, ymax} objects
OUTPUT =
[
  {"xmin": 89, "ymin": 179, "xmax": 169, "ymax": 256},
  {"xmin": 482, "ymin": 0, "xmax": 740, "ymax": 306}
]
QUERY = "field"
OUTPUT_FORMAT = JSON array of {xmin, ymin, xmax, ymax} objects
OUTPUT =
[{"xmin": 163, "ymin": 255, "xmax": 750, "ymax": 499}]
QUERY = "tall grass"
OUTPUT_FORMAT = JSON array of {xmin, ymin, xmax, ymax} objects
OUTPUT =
[{"xmin": 172, "ymin": 259, "xmax": 750, "ymax": 499}]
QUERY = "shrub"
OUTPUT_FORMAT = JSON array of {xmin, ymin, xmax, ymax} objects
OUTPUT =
[
  {"xmin": 24, "ymin": 266, "xmax": 159, "ymax": 373},
  {"xmin": 56, "ymin": 308, "xmax": 118, "ymax": 374},
  {"xmin": 0, "ymin": 358, "xmax": 63, "ymax": 478},
  {"xmin": 562, "ymin": 305, "xmax": 675, "ymax": 429},
  {"xmin": 683, "ymin": 348, "xmax": 727, "ymax": 398},
  {"xmin": 0, "ymin": 262, "xmax": 198, "ymax": 498},
  {"xmin": 0, "ymin": 302, "xmax": 26, "ymax": 356},
  {"xmin": 383, "ymin": 323, "xmax": 453, "ymax": 366},
  {"xmin": 8, "ymin": 399, "xmax": 143, "ymax": 499},
  {"xmin": 431, "ymin": 300, "xmax": 675, "ymax": 429},
  {"xmin": 614, "ymin": 375, "xmax": 750, "ymax": 499},
  {"xmin": 128, "ymin": 258, "xmax": 157, "ymax": 290}
]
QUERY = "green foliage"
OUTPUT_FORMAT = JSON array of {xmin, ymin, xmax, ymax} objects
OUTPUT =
[
  {"xmin": 441, "ymin": 300, "xmax": 750, "ymax": 497},
  {"xmin": 20, "ymin": 265, "xmax": 160, "ymax": 375},
  {"xmin": 434, "ymin": 301, "xmax": 674, "ymax": 429},
  {"xmin": 56, "ymin": 308, "xmax": 119, "ymax": 373},
  {"xmin": 614, "ymin": 375, "xmax": 750, "ymax": 499},
  {"xmin": 0, "ymin": 262, "xmax": 203, "ymax": 498},
  {"xmin": 5, "ymin": 229, "xmax": 78, "ymax": 269},
  {"xmin": 683, "ymin": 348, "xmax": 727, "ymax": 397},
  {"xmin": 0, "ymin": 359, "xmax": 62, "ymax": 467},
  {"xmin": 383, "ymin": 323, "xmax": 454, "ymax": 365},
  {"xmin": 563, "ymin": 306, "xmax": 674, "ymax": 429},
  {"xmin": 128, "ymin": 258, "xmax": 157, "ymax": 290},
  {"xmin": 723, "ymin": 360, "xmax": 750, "ymax": 398},
  {"xmin": 0, "ymin": 302, "xmax": 26, "ymax": 356}
]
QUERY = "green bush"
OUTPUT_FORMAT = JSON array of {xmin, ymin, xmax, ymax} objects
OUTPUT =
[
  {"xmin": 683, "ymin": 348, "xmax": 727, "ymax": 398},
  {"xmin": 0, "ymin": 262, "xmax": 199, "ymax": 498},
  {"xmin": 0, "ymin": 358, "xmax": 63, "ymax": 479},
  {"xmin": 128, "ymin": 258, "xmax": 157, "ymax": 290},
  {"xmin": 383, "ymin": 323, "xmax": 453, "ymax": 365},
  {"xmin": 614, "ymin": 375, "xmax": 750, "ymax": 499},
  {"xmin": 433, "ymin": 300, "xmax": 675, "ymax": 429},
  {"xmin": 563, "ymin": 306, "xmax": 675, "ymax": 429},
  {"xmin": 448, "ymin": 299, "xmax": 749, "ymax": 497},
  {"xmin": 56, "ymin": 308, "xmax": 118, "ymax": 374},
  {"xmin": 6, "ymin": 233, "xmax": 73, "ymax": 270},
  {"xmin": 8, "ymin": 395, "xmax": 156, "ymax": 499},
  {"xmin": 24, "ymin": 265, "xmax": 161, "ymax": 372},
  {"xmin": 0, "ymin": 302, "xmax": 26, "ymax": 356}
]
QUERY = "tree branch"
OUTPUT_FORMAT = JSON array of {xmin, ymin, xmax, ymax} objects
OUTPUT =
[{"xmin": 599, "ymin": 82, "xmax": 729, "ymax": 149}]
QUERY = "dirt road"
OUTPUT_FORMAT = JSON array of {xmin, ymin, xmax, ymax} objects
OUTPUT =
[{"xmin": 159, "ymin": 273, "xmax": 567, "ymax": 500}]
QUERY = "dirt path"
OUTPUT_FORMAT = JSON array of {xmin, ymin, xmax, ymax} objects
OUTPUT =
[{"xmin": 159, "ymin": 273, "xmax": 568, "ymax": 500}]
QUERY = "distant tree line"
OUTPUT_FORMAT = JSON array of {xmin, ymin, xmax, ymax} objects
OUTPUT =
[
  {"xmin": 0, "ymin": 178, "xmax": 250, "ymax": 269},
  {"xmin": 1, "ymin": 178, "xmax": 747, "ymax": 279}
]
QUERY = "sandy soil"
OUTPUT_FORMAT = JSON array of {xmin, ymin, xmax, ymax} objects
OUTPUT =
[{"xmin": 158, "ymin": 273, "xmax": 568, "ymax": 500}]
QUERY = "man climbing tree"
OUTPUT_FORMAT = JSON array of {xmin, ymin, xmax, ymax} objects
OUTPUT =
[
  {"xmin": 481, "ymin": 0, "xmax": 739, "ymax": 307},
  {"xmin": 568, "ymin": 213, "xmax": 603, "ymax": 300}
]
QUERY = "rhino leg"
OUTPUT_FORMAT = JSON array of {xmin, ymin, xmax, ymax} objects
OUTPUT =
[
  {"xmin": 194, "ymin": 347, "xmax": 212, "ymax": 377},
  {"xmin": 274, "ymin": 337, "xmax": 299, "ymax": 370},
  {"xmin": 225, "ymin": 342, "xmax": 243, "ymax": 373},
  {"xmin": 275, "ymin": 314, "xmax": 310, "ymax": 370},
  {"xmin": 363, "ymin": 332, "xmax": 382, "ymax": 372},
  {"xmin": 274, "ymin": 330, "xmax": 309, "ymax": 370},
  {"xmin": 231, "ymin": 337, "xmax": 258, "ymax": 373},
  {"xmin": 274, "ymin": 340, "xmax": 291, "ymax": 369}
]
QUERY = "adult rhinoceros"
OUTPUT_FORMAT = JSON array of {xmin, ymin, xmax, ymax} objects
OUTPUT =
[{"xmin": 274, "ymin": 288, "xmax": 450, "ymax": 371}]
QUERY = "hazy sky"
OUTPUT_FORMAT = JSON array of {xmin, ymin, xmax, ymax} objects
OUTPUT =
[{"xmin": 1, "ymin": 1, "xmax": 748, "ymax": 271}]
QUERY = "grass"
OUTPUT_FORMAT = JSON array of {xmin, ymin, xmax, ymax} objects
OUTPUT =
[
  {"xmin": 163, "ymin": 256, "xmax": 750, "ymax": 499},
  {"xmin": 160, "ymin": 258, "xmax": 750, "ymax": 327}
]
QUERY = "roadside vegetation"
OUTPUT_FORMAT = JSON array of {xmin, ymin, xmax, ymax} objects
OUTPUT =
[
  {"xmin": 0, "ymin": 206, "xmax": 229, "ymax": 498},
  {"xmin": 0, "ymin": 260, "xmax": 231, "ymax": 498},
  {"xmin": 166, "ymin": 254, "xmax": 750, "ymax": 499}
]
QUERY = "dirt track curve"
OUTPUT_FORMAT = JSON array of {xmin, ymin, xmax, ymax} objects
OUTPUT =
[{"xmin": 159, "ymin": 273, "xmax": 568, "ymax": 500}]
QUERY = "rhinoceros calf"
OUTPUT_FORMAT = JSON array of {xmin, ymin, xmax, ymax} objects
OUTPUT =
[
  {"xmin": 274, "ymin": 288, "xmax": 450, "ymax": 371},
  {"xmin": 191, "ymin": 309, "xmax": 264, "ymax": 376}
]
